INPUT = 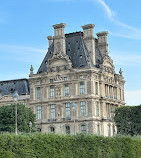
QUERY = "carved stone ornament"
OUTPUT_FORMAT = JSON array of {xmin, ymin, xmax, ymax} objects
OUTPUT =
[
  {"xmin": 55, "ymin": 86, "xmax": 61, "ymax": 97},
  {"xmin": 47, "ymin": 51, "xmax": 72, "ymax": 73}
]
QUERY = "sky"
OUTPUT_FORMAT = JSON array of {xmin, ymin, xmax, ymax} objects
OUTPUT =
[{"xmin": 0, "ymin": 0, "xmax": 141, "ymax": 105}]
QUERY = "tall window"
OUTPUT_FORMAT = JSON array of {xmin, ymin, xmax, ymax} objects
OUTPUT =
[
  {"xmin": 65, "ymin": 84, "xmax": 69, "ymax": 96},
  {"xmin": 50, "ymin": 127, "xmax": 55, "ymax": 133},
  {"xmin": 37, "ymin": 87, "xmax": 40, "ymax": 99},
  {"xmin": 51, "ymin": 104, "xmax": 55, "ymax": 120},
  {"xmin": 37, "ymin": 106, "xmax": 41, "ymax": 120},
  {"xmin": 95, "ymin": 82, "xmax": 98, "ymax": 95},
  {"xmin": 108, "ymin": 125, "xmax": 111, "ymax": 136},
  {"xmin": 97, "ymin": 125, "xmax": 100, "ymax": 136},
  {"xmin": 66, "ymin": 103, "xmax": 70, "ymax": 119},
  {"xmin": 66, "ymin": 126, "xmax": 70, "ymax": 134},
  {"xmin": 50, "ymin": 86, "xmax": 54, "ymax": 98},
  {"xmin": 113, "ymin": 125, "xmax": 115, "ymax": 136},
  {"xmin": 80, "ymin": 82, "xmax": 84, "ymax": 94},
  {"xmin": 81, "ymin": 101, "xmax": 85, "ymax": 117},
  {"xmin": 81, "ymin": 125, "xmax": 86, "ymax": 134},
  {"xmin": 96, "ymin": 101, "xmax": 99, "ymax": 117}
]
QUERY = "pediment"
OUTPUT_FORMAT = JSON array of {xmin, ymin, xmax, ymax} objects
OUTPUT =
[{"xmin": 47, "ymin": 51, "xmax": 72, "ymax": 73}]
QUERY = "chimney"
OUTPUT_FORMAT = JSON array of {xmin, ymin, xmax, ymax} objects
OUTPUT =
[
  {"xmin": 47, "ymin": 36, "xmax": 53, "ymax": 47},
  {"xmin": 52, "ymin": 23, "xmax": 66, "ymax": 55},
  {"xmin": 96, "ymin": 31, "xmax": 108, "ymax": 57},
  {"xmin": 81, "ymin": 24, "xmax": 96, "ymax": 65}
]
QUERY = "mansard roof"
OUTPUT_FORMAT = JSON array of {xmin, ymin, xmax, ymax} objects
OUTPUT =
[
  {"xmin": 37, "ymin": 31, "xmax": 102, "ymax": 74},
  {"xmin": 0, "ymin": 79, "xmax": 29, "ymax": 96}
]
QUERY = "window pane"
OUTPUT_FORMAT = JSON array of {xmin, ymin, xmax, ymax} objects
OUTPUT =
[
  {"xmin": 66, "ymin": 126, "xmax": 70, "ymax": 134},
  {"xmin": 81, "ymin": 101, "xmax": 85, "ymax": 117},
  {"xmin": 80, "ymin": 82, "xmax": 84, "ymax": 94},
  {"xmin": 50, "ymin": 127, "xmax": 55, "ymax": 133},
  {"xmin": 66, "ymin": 103, "xmax": 70, "ymax": 119},
  {"xmin": 108, "ymin": 125, "xmax": 111, "ymax": 136},
  {"xmin": 37, "ymin": 106, "xmax": 41, "ymax": 120},
  {"xmin": 37, "ymin": 87, "xmax": 40, "ymax": 99},
  {"xmin": 96, "ymin": 102, "xmax": 99, "ymax": 117},
  {"xmin": 65, "ymin": 84, "xmax": 69, "ymax": 96},
  {"xmin": 81, "ymin": 125, "xmax": 86, "ymax": 134},
  {"xmin": 97, "ymin": 125, "xmax": 100, "ymax": 136},
  {"xmin": 95, "ymin": 82, "xmax": 98, "ymax": 95},
  {"xmin": 50, "ymin": 86, "xmax": 54, "ymax": 98},
  {"xmin": 51, "ymin": 104, "xmax": 55, "ymax": 120}
]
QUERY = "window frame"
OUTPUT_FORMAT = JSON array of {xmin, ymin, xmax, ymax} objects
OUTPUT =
[
  {"xmin": 80, "ymin": 82, "xmax": 84, "ymax": 95},
  {"xmin": 37, "ymin": 106, "xmax": 41, "ymax": 120},
  {"xmin": 81, "ymin": 101, "xmax": 85, "ymax": 117},
  {"xmin": 37, "ymin": 87, "xmax": 41, "ymax": 99},
  {"xmin": 51, "ymin": 104, "xmax": 55, "ymax": 120},
  {"xmin": 50, "ymin": 86, "xmax": 54, "ymax": 98},
  {"xmin": 65, "ymin": 84, "xmax": 69, "ymax": 96},
  {"xmin": 65, "ymin": 103, "xmax": 70, "ymax": 120},
  {"xmin": 81, "ymin": 124, "xmax": 86, "ymax": 134}
]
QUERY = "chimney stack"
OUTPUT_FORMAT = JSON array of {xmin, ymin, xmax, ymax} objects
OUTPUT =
[
  {"xmin": 47, "ymin": 36, "xmax": 53, "ymax": 47},
  {"xmin": 52, "ymin": 23, "xmax": 66, "ymax": 55},
  {"xmin": 81, "ymin": 24, "xmax": 96, "ymax": 65},
  {"xmin": 96, "ymin": 31, "xmax": 108, "ymax": 57}
]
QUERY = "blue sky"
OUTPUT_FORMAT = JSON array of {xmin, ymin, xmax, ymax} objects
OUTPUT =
[{"xmin": 0, "ymin": 0, "xmax": 141, "ymax": 105}]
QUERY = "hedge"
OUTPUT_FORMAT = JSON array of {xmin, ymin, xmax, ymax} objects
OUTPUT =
[
  {"xmin": 0, "ymin": 133, "xmax": 140, "ymax": 158},
  {"xmin": 114, "ymin": 105, "xmax": 141, "ymax": 136}
]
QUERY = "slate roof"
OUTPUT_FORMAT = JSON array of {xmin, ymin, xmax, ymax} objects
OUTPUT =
[
  {"xmin": 37, "ymin": 31, "xmax": 102, "ymax": 74},
  {"xmin": 0, "ymin": 79, "xmax": 29, "ymax": 96}
]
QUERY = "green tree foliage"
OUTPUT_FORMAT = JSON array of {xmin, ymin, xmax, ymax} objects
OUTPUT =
[
  {"xmin": 0, "ymin": 133, "xmax": 140, "ymax": 158},
  {"xmin": 0, "ymin": 104, "xmax": 36, "ymax": 133},
  {"xmin": 114, "ymin": 105, "xmax": 141, "ymax": 136}
]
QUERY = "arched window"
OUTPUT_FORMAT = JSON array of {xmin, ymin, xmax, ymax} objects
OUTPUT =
[
  {"xmin": 81, "ymin": 125, "xmax": 86, "ymax": 134},
  {"xmin": 66, "ymin": 126, "xmax": 70, "ymax": 134},
  {"xmin": 50, "ymin": 127, "xmax": 55, "ymax": 133}
]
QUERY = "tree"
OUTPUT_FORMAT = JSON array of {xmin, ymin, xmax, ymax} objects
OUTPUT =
[
  {"xmin": 114, "ymin": 105, "xmax": 141, "ymax": 136},
  {"xmin": 0, "ymin": 104, "xmax": 36, "ymax": 133}
]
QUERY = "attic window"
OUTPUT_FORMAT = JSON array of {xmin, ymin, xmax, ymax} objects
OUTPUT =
[
  {"xmin": 80, "ymin": 65, "xmax": 84, "ymax": 67},
  {"xmin": 80, "ymin": 55, "xmax": 82, "ymax": 58},
  {"xmin": 45, "ymin": 61, "xmax": 47, "ymax": 64},
  {"xmin": 1, "ymin": 83, "xmax": 3, "ymax": 86},
  {"xmin": 76, "ymin": 41, "xmax": 78, "ymax": 43},
  {"xmin": 10, "ymin": 88, "xmax": 15, "ymax": 93},
  {"xmin": 69, "ymin": 57, "xmax": 71, "ymax": 60},
  {"xmin": 50, "ymin": 52, "xmax": 51, "ymax": 54},
  {"xmin": 68, "ymin": 42, "xmax": 70, "ymax": 44},
  {"xmin": 68, "ymin": 49, "xmax": 71, "ymax": 51},
  {"xmin": 78, "ymin": 47, "xmax": 80, "ymax": 49}
]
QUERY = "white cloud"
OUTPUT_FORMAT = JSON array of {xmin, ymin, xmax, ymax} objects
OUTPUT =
[
  {"xmin": 94, "ymin": 0, "xmax": 141, "ymax": 40},
  {"xmin": 111, "ymin": 53, "xmax": 141, "ymax": 66},
  {"xmin": 0, "ymin": 44, "xmax": 46, "ymax": 63},
  {"xmin": 125, "ymin": 90, "xmax": 141, "ymax": 106}
]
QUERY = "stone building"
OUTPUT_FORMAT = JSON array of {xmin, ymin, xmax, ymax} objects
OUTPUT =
[
  {"xmin": 0, "ymin": 23, "xmax": 125, "ymax": 136},
  {"xmin": 28, "ymin": 23, "xmax": 125, "ymax": 136}
]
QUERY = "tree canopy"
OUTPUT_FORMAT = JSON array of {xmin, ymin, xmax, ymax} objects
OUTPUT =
[
  {"xmin": 114, "ymin": 105, "xmax": 141, "ymax": 136},
  {"xmin": 0, "ymin": 104, "xmax": 36, "ymax": 133}
]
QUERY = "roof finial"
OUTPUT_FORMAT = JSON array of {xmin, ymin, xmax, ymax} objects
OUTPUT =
[
  {"xmin": 30, "ymin": 65, "xmax": 34, "ymax": 75},
  {"xmin": 119, "ymin": 68, "xmax": 123, "ymax": 77}
]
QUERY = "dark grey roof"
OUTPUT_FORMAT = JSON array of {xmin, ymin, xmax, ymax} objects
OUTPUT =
[
  {"xmin": 37, "ymin": 32, "xmax": 102, "ymax": 74},
  {"xmin": 0, "ymin": 79, "xmax": 29, "ymax": 96}
]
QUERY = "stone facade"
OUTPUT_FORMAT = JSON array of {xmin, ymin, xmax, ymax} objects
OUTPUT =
[
  {"xmin": 28, "ymin": 23, "xmax": 125, "ymax": 136},
  {"xmin": 0, "ymin": 23, "xmax": 125, "ymax": 136}
]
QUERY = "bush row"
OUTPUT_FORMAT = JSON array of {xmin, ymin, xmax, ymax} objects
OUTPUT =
[{"xmin": 0, "ymin": 133, "xmax": 140, "ymax": 158}]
